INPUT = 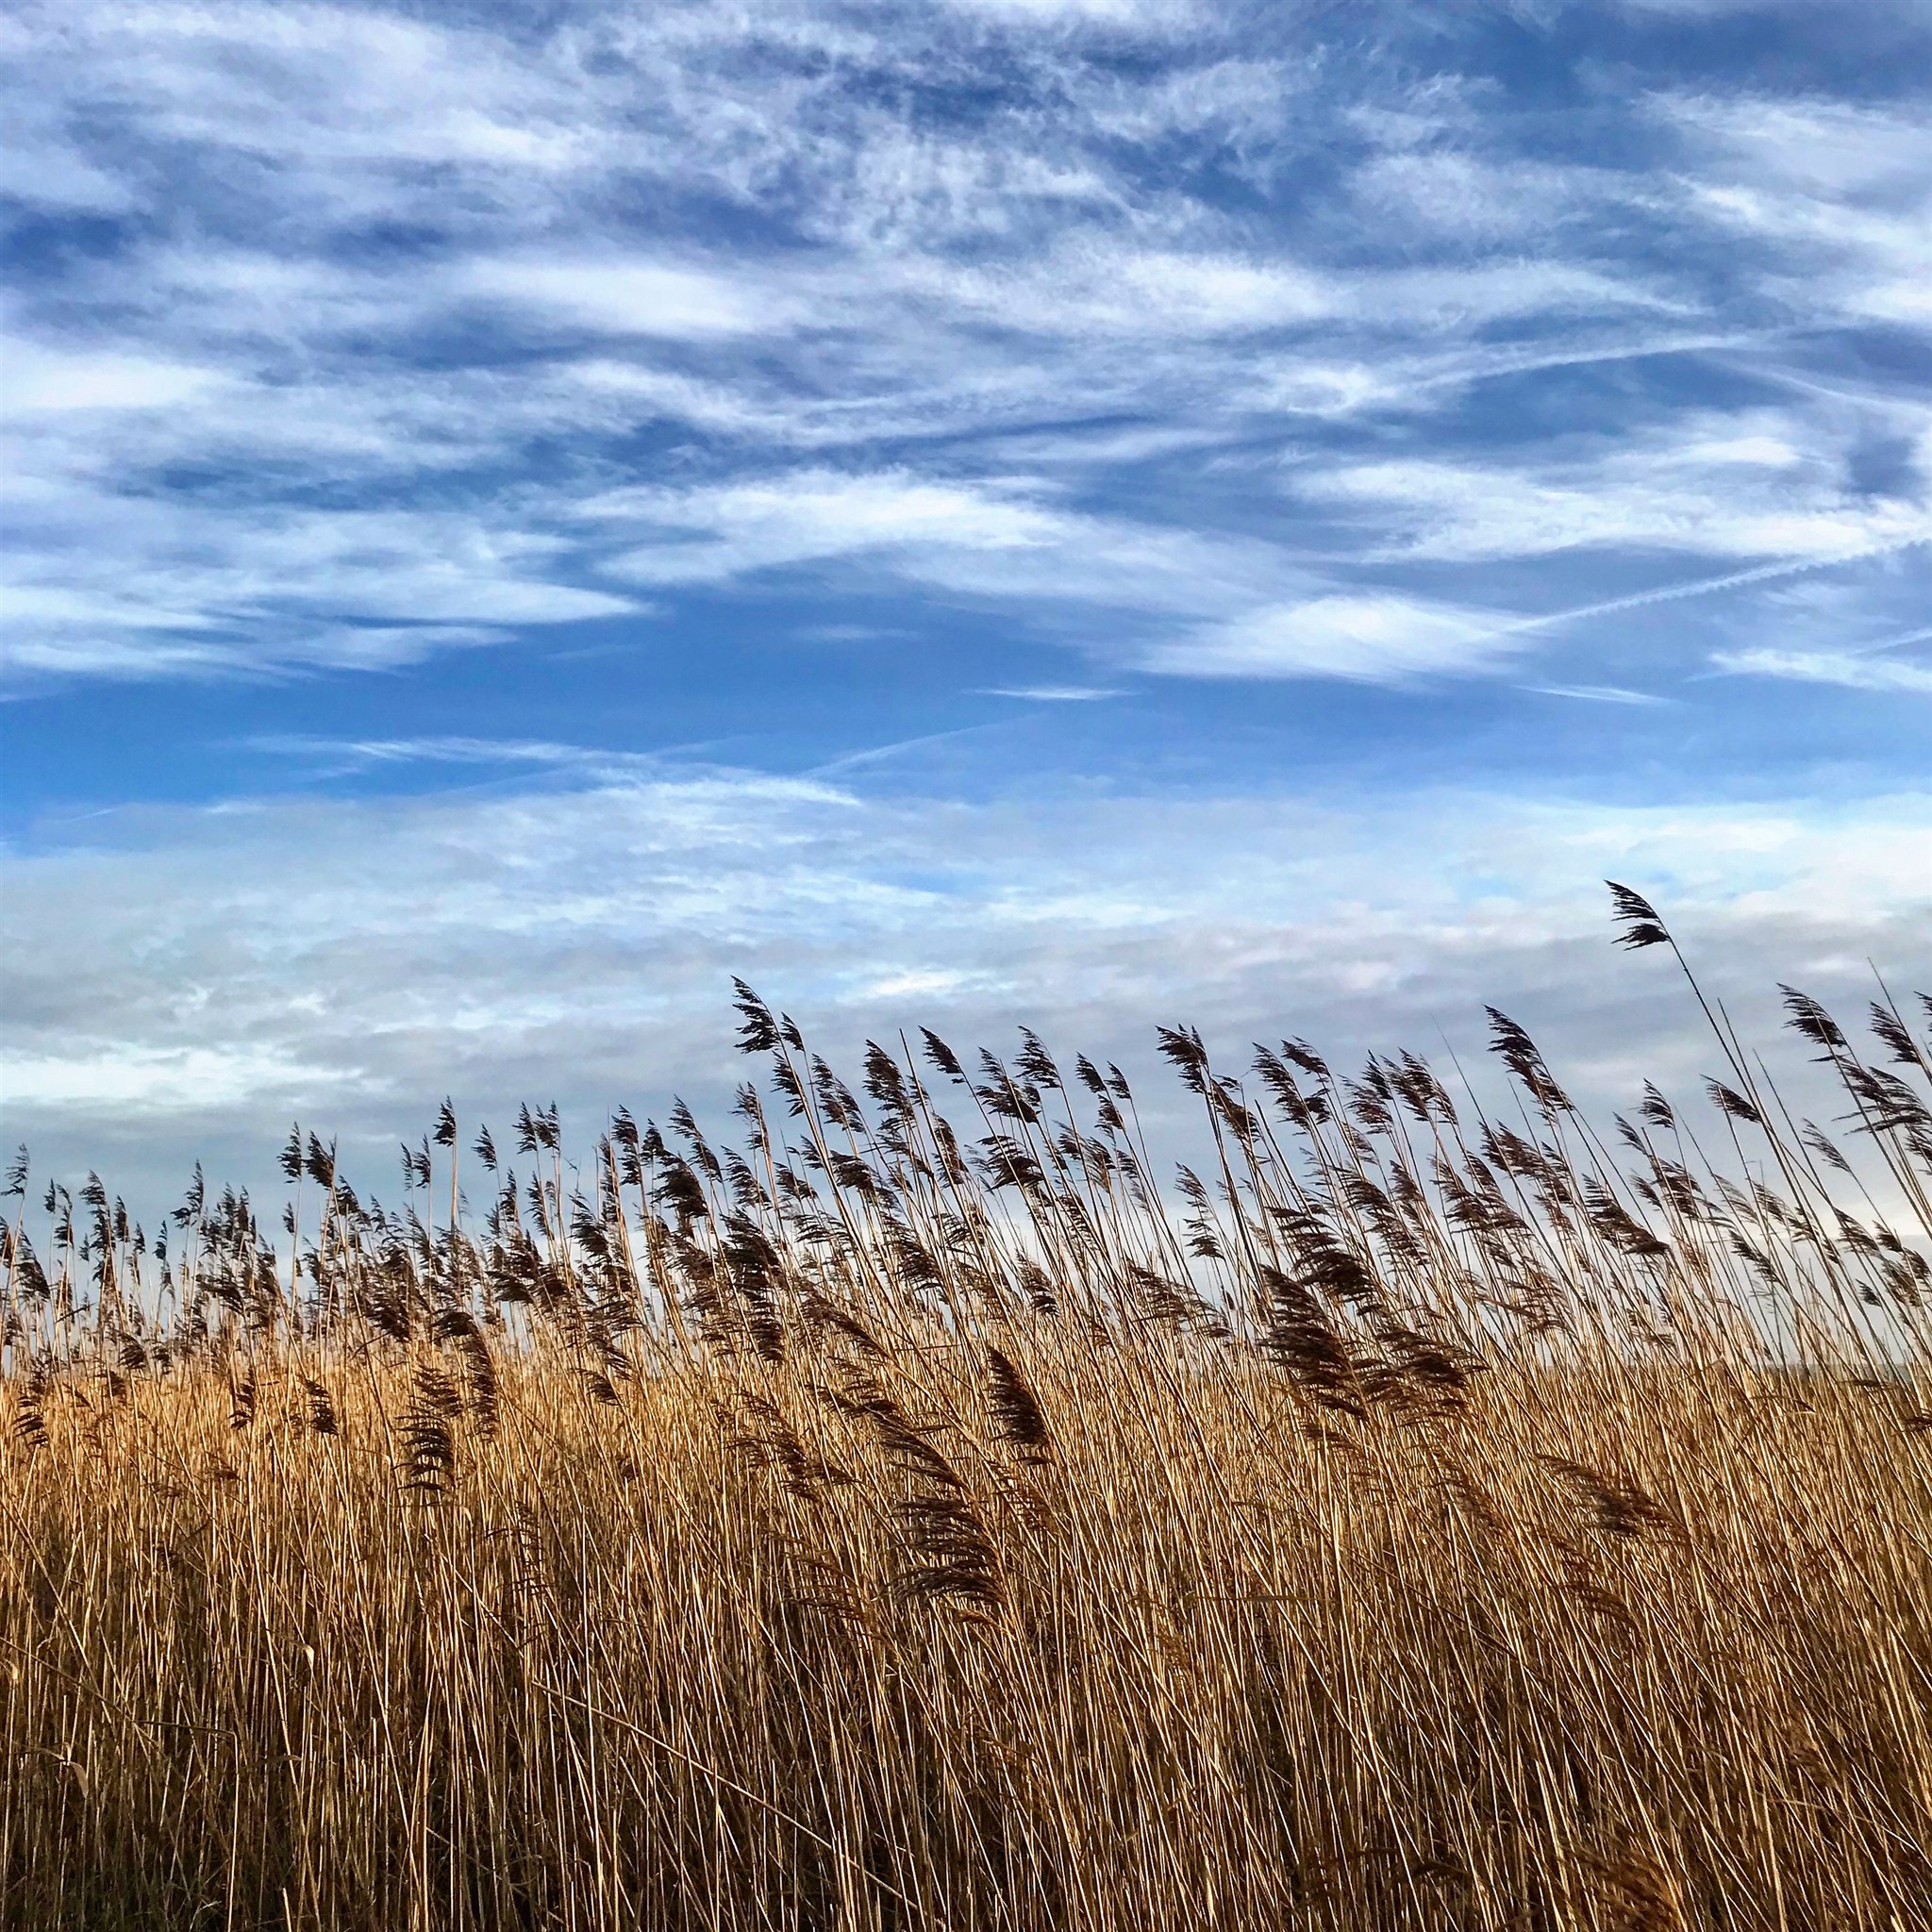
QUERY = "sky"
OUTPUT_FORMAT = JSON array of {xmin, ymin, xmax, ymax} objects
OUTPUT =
[{"xmin": 2, "ymin": 0, "xmax": 1929, "ymax": 1212}]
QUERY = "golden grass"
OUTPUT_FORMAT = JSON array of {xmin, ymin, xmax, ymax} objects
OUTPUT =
[{"xmin": 3, "ymin": 894, "xmax": 1929, "ymax": 1928}]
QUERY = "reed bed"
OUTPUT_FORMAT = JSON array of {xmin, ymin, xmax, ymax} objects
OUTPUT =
[{"xmin": 3, "ymin": 887, "xmax": 1929, "ymax": 1930}]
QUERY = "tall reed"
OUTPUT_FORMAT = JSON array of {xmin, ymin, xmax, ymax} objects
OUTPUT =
[{"xmin": 3, "ymin": 887, "xmax": 1929, "ymax": 1929}]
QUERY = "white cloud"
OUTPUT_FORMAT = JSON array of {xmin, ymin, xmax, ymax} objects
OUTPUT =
[
  {"xmin": 1, "ymin": 1045, "xmax": 344, "ymax": 1111},
  {"xmin": 1526, "ymin": 683, "xmax": 1669, "ymax": 706},
  {"xmin": 1712, "ymin": 645, "xmax": 1932, "ymax": 695},
  {"xmin": 1150, "ymin": 594, "xmax": 1519, "ymax": 680},
  {"xmin": 1662, "ymin": 94, "xmax": 1932, "ymax": 201},
  {"xmin": 1049, "ymin": 248, "xmax": 1337, "ymax": 333},
  {"xmin": 463, "ymin": 258, "xmax": 786, "ymax": 339},
  {"xmin": 1349, "ymin": 149, "xmax": 1582, "ymax": 244},
  {"xmin": 2, "ymin": 339, "xmax": 225, "ymax": 413},
  {"xmin": 595, "ymin": 470, "xmax": 1067, "ymax": 583},
  {"xmin": 981, "ymin": 684, "xmax": 1124, "ymax": 700},
  {"xmin": 1659, "ymin": 92, "xmax": 1932, "ymax": 329},
  {"xmin": 944, "ymin": 0, "xmax": 1198, "ymax": 21},
  {"xmin": 900, "ymin": 242, "xmax": 1674, "ymax": 345},
  {"xmin": 1, "ymin": 494, "xmax": 635, "ymax": 681},
  {"xmin": 587, "ymin": 468, "xmax": 1332, "ymax": 630},
  {"xmin": 1301, "ymin": 406, "xmax": 1932, "ymax": 563},
  {"xmin": 1612, "ymin": 0, "xmax": 1831, "ymax": 14},
  {"xmin": 24, "ymin": 0, "xmax": 602, "ymax": 187}
]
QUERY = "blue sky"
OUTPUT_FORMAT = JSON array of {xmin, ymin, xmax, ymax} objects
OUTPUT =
[{"xmin": 2, "ymin": 0, "xmax": 1928, "ymax": 1201}]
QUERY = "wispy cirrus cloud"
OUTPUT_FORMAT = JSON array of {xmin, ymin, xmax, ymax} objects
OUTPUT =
[
  {"xmin": 1147, "ymin": 595, "xmax": 1522, "ymax": 681},
  {"xmin": 1657, "ymin": 92, "xmax": 1932, "ymax": 326},
  {"xmin": 1300, "ymin": 408, "xmax": 1932, "ymax": 564},
  {"xmin": 5, "ymin": 0, "xmax": 1926, "ymax": 692},
  {"xmin": 1713, "ymin": 641, "xmax": 1932, "ymax": 696}
]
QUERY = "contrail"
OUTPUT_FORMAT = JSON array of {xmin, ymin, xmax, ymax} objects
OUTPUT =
[{"xmin": 1499, "ymin": 535, "xmax": 1931, "ymax": 638}]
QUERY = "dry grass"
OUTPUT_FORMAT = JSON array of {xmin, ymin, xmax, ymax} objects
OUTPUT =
[{"xmin": 3, "ymin": 889, "xmax": 1929, "ymax": 1929}]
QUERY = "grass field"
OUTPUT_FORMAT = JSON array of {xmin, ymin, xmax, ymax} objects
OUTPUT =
[{"xmin": 3, "ymin": 888, "xmax": 1929, "ymax": 1929}]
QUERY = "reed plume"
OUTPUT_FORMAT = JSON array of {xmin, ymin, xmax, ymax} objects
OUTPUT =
[{"xmin": 2, "ymin": 891, "xmax": 1929, "ymax": 1928}]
